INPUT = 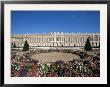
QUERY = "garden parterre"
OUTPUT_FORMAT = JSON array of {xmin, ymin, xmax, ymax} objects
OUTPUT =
[{"xmin": 11, "ymin": 49, "xmax": 100, "ymax": 77}]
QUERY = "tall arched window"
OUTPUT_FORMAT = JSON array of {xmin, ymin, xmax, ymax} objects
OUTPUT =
[{"xmin": 56, "ymin": 37, "xmax": 59, "ymax": 41}]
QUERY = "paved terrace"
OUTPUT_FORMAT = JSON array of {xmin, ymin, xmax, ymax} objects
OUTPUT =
[
  {"xmin": 31, "ymin": 52, "xmax": 80, "ymax": 62},
  {"xmin": 12, "ymin": 46, "xmax": 84, "ymax": 50}
]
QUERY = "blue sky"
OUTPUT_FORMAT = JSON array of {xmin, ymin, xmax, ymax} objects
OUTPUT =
[{"xmin": 11, "ymin": 11, "xmax": 100, "ymax": 34}]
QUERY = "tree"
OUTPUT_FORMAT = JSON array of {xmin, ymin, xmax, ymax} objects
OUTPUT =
[
  {"xmin": 23, "ymin": 40, "xmax": 29, "ymax": 51},
  {"xmin": 96, "ymin": 43, "xmax": 97, "ymax": 47},
  {"xmin": 84, "ymin": 37, "xmax": 92, "ymax": 51},
  {"xmin": 98, "ymin": 43, "xmax": 100, "ymax": 48},
  {"xmin": 11, "ymin": 43, "xmax": 13, "ymax": 47},
  {"xmin": 61, "ymin": 44, "xmax": 63, "ymax": 47},
  {"xmin": 13, "ymin": 43, "xmax": 16, "ymax": 48}
]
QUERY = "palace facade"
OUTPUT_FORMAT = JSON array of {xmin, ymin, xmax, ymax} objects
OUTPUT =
[{"xmin": 11, "ymin": 32, "xmax": 100, "ymax": 47}]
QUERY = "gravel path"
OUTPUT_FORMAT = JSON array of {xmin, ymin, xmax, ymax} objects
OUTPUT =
[{"xmin": 31, "ymin": 52, "xmax": 80, "ymax": 62}]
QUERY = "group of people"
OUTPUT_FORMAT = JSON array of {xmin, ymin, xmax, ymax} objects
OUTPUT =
[{"xmin": 11, "ymin": 49, "xmax": 100, "ymax": 77}]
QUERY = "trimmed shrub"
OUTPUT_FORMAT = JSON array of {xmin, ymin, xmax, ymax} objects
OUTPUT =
[
  {"xmin": 84, "ymin": 37, "xmax": 92, "ymax": 51},
  {"xmin": 13, "ymin": 43, "xmax": 16, "ymax": 48},
  {"xmin": 23, "ymin": 40, "xmax": 29, "ymax": 51}
]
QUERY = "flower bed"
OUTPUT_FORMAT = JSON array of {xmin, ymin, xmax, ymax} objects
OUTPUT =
[{"xmin": 11, "ymin": 49, "xmax": 100, "ymax": 77}]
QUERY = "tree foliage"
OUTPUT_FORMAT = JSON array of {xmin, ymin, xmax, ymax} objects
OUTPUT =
[
  {"xmin": 23, "ymin": 40, "xmax": 29, "ymax": 51},
  {"xmin": 13, "ymin": 43, "xmax": 16, "ymax": 48},
  {"xmin": 98, "ymin": 43, "xmax": 100, "ymax": 48},
  {"xmin": 84, "ymin": 37, "xmax": 92, "ymax": 51}
]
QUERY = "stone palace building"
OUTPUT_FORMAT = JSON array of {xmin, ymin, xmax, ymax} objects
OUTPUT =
[{"xmin": 11, "ymin": 32, "xmax": 100, "ymax": 47}]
